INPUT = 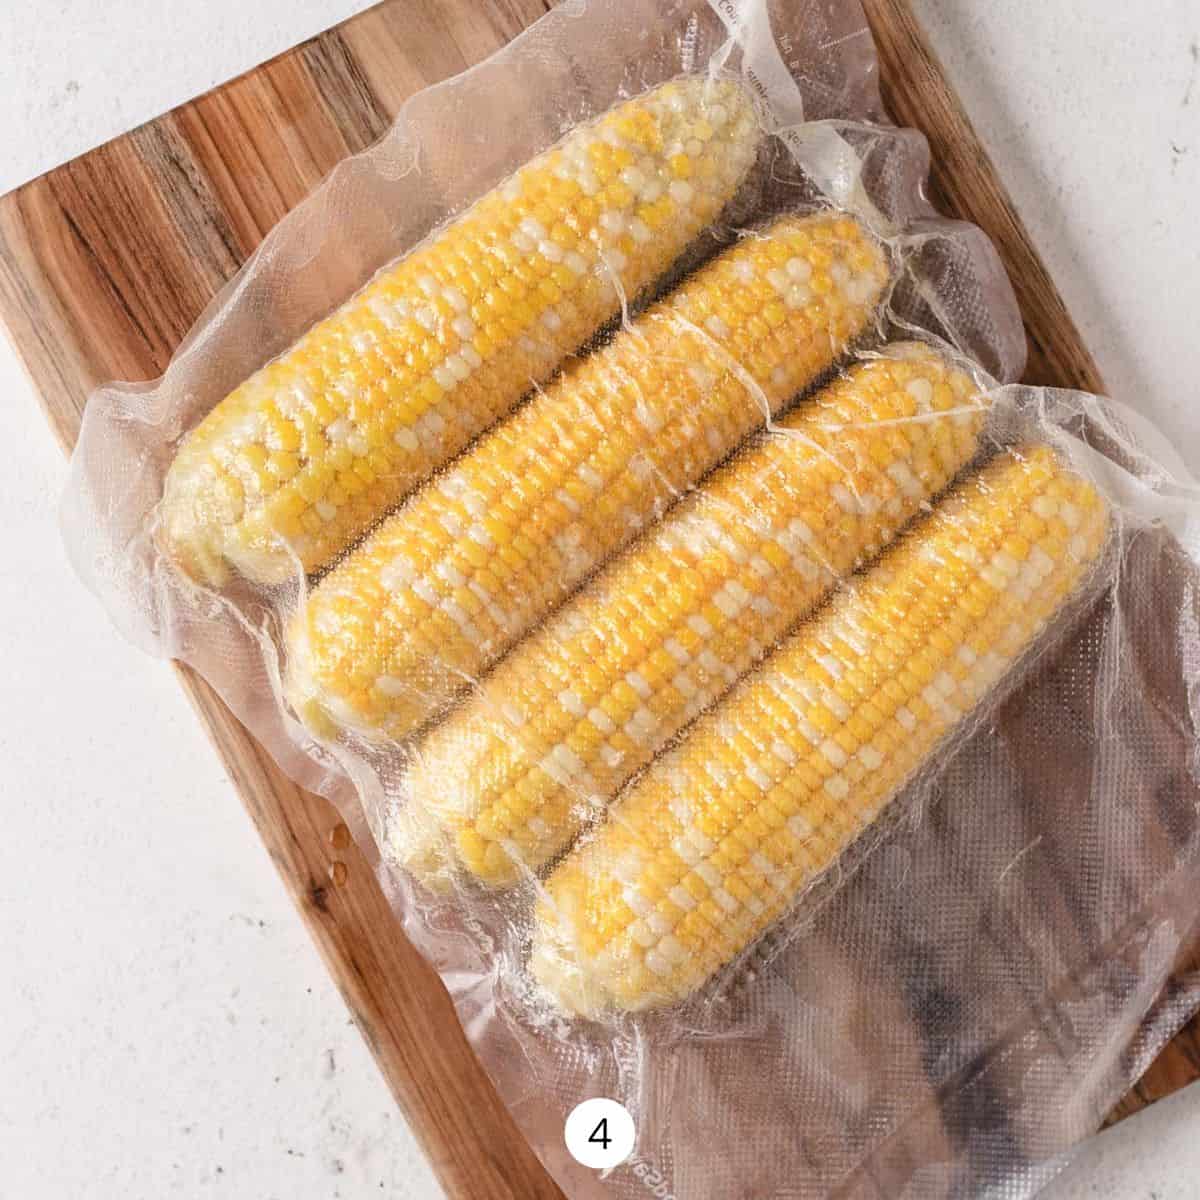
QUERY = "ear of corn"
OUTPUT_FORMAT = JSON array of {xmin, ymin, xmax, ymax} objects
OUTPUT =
[
  {"xmin": 160, "ymin": 76, "xmax": 761, "ymax": 586},
  {"xmin": 531, "ymin": 446, "xmax": 1109, "ymax": 1017},
  {"xmin": 399, "ymin": 344, "xmax": 987, "ymax": 887},
  {"xmin": 285, "ymin": 212, "xmax": 889, "ymax": 742}
]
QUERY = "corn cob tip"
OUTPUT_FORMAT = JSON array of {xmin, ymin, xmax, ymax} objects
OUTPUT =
[
  {"xmin": 385, "ymin": 798, "xmax": 457, "ymax": 893},
  {"xmin": 530, "ymin": 918, "xmax": 607, "ymax": 1020},
  {"xmin": 157, "ymin": 494, "xmax": 230, "ymax": 588},
  {"xmin": 283, "ymin": 618, "xmax": 329, "ymax": 737},
  {"xmin": 282, "ymin": 612, "xmax": 403, "ymax": 743},
  {"xmin": 282, "ymin": 614, "xmax": 369, "ymax": 744},
  {"xmin": 160, "ymin": 445, "xmax": 315, "ymax": 587},
  {"xmin": 530, "ymin": 837, "xmax": 690, "ymax": 1018}
]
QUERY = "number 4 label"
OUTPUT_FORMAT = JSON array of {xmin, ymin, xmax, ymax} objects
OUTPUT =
[
  {"xmin": 565, "ymin": 1098, "xmax": 636, "ymax": 1169},
  {"xmin": 589, "ymin": 1117, "xmax": 612, "ymax": 1149}
]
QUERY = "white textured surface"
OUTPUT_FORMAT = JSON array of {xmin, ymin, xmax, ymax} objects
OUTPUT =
[
  {"xmin": 1043, "ymin": 1083, "xmax": 1200, "ymax": 1200},
  {"xmin": 911, "ymin": 0, "xmax": 1200, "ymax": 455},
  {"xmin": 0, "ymin": 2, "xmax": 1198, "ymax": 1198},
  {"xmin": 0, "ymin": 0, "xmax": 373, "ymax": 194}
]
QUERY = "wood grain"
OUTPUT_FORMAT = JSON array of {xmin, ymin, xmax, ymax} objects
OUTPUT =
[{"xmin": 0, "ymin": 1, "xmax": 1194, "ymax": 1195}]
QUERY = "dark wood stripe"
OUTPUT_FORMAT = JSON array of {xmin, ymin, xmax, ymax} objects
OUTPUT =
[
  {"xmin": 129, "ymin": 118, "xmax": 246, "ymax": 280},
  {"xmin": 299, "ymin": 29, "xmax": 395, "ymax": 154}
]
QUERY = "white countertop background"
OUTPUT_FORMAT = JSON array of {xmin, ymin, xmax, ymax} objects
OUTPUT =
[{"xmin": 1, "ymin": 1, "xmax": 1197, "ymax": 1197}]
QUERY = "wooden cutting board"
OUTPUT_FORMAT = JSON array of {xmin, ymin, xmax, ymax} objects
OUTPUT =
[{"xmin": 1, "ymin": 1, "xmax": 1196, "ymax": 1194}]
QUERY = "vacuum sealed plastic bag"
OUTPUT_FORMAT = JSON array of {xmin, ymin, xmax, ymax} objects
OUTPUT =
[{"xmin": 61, "ymin": 1, "xmax": 1200, "ymax": 1196}]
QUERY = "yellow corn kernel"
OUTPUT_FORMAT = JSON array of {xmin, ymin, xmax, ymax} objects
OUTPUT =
[
  {"xmin": 160, "ymin": 76, "xmax": 761, "ymax": 585},
  {"xmin": 531, "ymin": 446, "xmax": 1109, "ymax": 1016},
  {"xmin": 286, "ymin": 212, "xmax": 890, "ymax": 741},
  {"xmin": 398, "ymin": 344, "xmax": 986, "ymax": 886}
]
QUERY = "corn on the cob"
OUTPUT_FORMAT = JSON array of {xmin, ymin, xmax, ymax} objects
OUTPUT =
[
  {"xmin": 285, "ymin": 211, "xmax": 889, "ymax": 742},
  {"xmin": 398, "ymin": 344, "xmax": 986, "ymax": 887},
  {"xmin": 531, "ymin": 446, "xmax": 1109, "ymax": 1016},
  {"xmin": 159, "ymin": 77, "xmax": 761, "ymax": 586}
]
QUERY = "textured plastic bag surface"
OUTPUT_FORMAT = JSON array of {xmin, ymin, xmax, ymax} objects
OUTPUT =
[{"xmin": 60, "ymin": 2, "xmax": 1200, "ymax": 1198}]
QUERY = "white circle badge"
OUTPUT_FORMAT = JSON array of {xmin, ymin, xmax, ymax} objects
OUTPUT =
[{"xmin": 564, "ymin": 1097, "xmax": 636, "ymax": 1169}]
